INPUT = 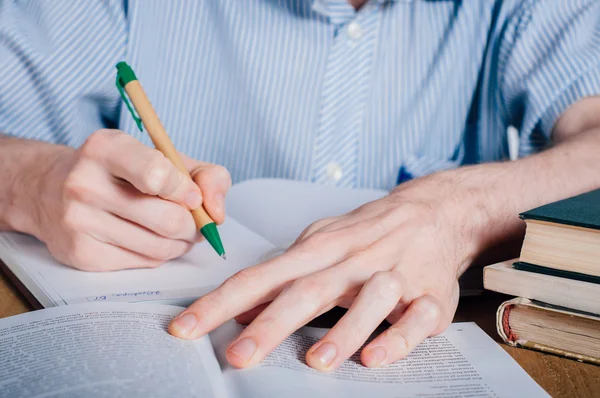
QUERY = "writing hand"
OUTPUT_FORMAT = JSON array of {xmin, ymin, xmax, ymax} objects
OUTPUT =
[
  {"xmin": 31, "ymin": 129, "xmax": 231, "ymax": 271},
  {"xmin": 169, "ymin": 172, "xmax": 484, "ymax": 370}
]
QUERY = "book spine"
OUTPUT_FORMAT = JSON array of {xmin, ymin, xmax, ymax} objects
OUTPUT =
[
  {"xmin": 496, "ymin": 297, "xmax": 521, "ymax": 346},
  {"xmin": 496, "ymin": 298, "xmax": 600, "ymax": 366},
  {"xmin": 501, "ymin": 304, "xmax": 517, "ymax": 342}
]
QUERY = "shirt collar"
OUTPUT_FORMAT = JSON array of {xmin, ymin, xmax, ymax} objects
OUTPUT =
[
  {"xmin": 311, "ymin": 0, "xmax": 409, "ymax": 20},
  {"xmin": 311, "ymin": 0, "xmax": 406, "ymax": 7}
]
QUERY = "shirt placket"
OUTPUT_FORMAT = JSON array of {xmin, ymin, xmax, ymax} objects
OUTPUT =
[{"xmin": 311, "ymin": 1, "xmax": 382, "ymax": 188}]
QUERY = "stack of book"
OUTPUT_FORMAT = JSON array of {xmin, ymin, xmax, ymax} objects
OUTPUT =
[{"xmin": 484, "ymin": 190, "xmax": 600, "ymax": 365}]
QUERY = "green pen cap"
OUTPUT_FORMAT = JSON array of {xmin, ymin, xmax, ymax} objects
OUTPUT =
[
  {"xmin": 115, "ymin": 62, "xmax": 143, "ymax": 131},
  {"xmin": 116, "ymin": 62, "xmax": 138, "ymax": 86}
]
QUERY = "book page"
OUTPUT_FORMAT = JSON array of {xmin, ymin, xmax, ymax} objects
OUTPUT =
[
  {"xmin": 0, "ymin": 303, "xmax": 227, "ymax": 397},
  {"xmin": 0, "ymin": 218, "xmax": 274, "ymax": 307},
  {"xmin": 210, "ymin": 321, "xmax": 549, "ymax": 398},
  {"xmin": 226, "ymin": 179, "xmax": 386, "ymax": 247}
]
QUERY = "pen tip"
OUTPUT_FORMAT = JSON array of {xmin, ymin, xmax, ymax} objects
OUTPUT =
[{"xmin": 221, "ymin": 254, "xmax": 227, "ymax": 260}]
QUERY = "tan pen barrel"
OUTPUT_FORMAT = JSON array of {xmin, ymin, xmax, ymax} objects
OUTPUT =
[{"xmin": 123, "ymin": 81, "xmax": 214, "ymax": 228}]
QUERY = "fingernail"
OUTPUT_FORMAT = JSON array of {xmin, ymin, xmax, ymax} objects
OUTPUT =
[
  {"xmin": 185, "ymin": 191, "xmax": 202, "ymax": 209},
  {"xmin": 228, "ymin": 337, "xmax": 257, "ymax": 363},
  {"xmin": 171, "ymin": 313, "xmax": 197, "ymax": 337},
  {"xmin": 312, "ymin": 342, "xmax": 337, "ymax": 368},
  {"xmin": 365, "ymin": 346, "xmax": 387, "ymax": 367},
  {"xmin": 147, "ymin": 167, "xmax": 166, "ymax": 193}
]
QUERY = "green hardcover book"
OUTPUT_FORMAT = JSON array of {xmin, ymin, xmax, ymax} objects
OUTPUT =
[{"xmin": 518, "ymin": 189, "xmax": 600, "ymax": 281}]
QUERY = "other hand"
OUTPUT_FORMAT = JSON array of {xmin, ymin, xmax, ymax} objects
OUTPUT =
[
  {"xmin": 32, "ymin": 129, "xmax": 231, "ymax": 271},
  {"xmin": 169, "ymin": 172, "xmax": 485, "ymax": 370}
]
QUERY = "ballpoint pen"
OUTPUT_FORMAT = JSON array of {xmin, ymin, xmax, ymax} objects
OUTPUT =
[{"xmin": 115, "ymin": 62, "xmax": 226, "ymax": 259}]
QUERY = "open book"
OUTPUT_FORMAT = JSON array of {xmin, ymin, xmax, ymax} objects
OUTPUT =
[
  {"xmin": 0, "ymin": 302, "xmax": 549, "ymax": 397},
  {"xmin": 0, "ymin": 179, "xmax": 483, "ymax": 309}
]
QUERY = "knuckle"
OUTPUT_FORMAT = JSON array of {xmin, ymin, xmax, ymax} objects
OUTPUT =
[
  {"xmin": 251, "ymin": 316, "xmax": 277, "ymax": 330},
  {"xmin": 300, "ymin": 219, "xmax": 328, "ymax": 239},
  {"xmin": 379, "ymin": 205, "xmax": 407, "ymax": 227},
  {"xmin": 227, "ymin": 267, "xmax": 261, "ymax": 290},
  {"xmin": 369, "ymin": 271, "xmax": 403, "ymax": 300},
  {"xmin": 147, "ymin": 239, "xmax": 178, "ymax": 261},
  {"xmin": 279, "ymin": 278, "xmax": 324, "ymax": 315},
  {"xmin": 80, "ymin": 129, "xmax": 115, "ymax": 158},
  {"xmin": 171, "ymin": 170, "xmax": 189, "ymax": 195},
  {"xmin": 290, "ymin": 277, "xmax": 325, "ymax": 298},
  {"xmin": 144, "ymin": 152, "xmax": 170, "ymax": 194},
  {"xmin": 386, "ymin": 327, "xmax": 410, "ymax": 355},
  {"xmin": 213, "ymin": 165, "xmax": 232, "ymax": 187},
  {"xmin": 411, "ymin": 297, "xmax": 442, "ymax": 323},
  {"xmin": 158, "ymin": 209, "xmax": 188, "ymax": 238},
  {"xmin": 406, "ymin": 202, "xmax": 437, "ymax": 226},
  {"xmin": 302, "ymin": 230, "xmax": 333, "ymax": 250},
  {"xmin": 63, "ymin": 171, "xmax": 93, "ymax": 203},
  {"xmin": 294, "ymin": 217, "xmax": 340, "ymax": 246},
  {"xmin": 61, "ymin": 203, "xmax": 83, "ymax": 231},
  {"xmin": 195, "ymin": 290, "xmax": 222, "ymax": 311},
  {"xmin": 192, "ymin": 164, "xmax": 232, "ymax": 189},
  {"xmin": 295, "ymin": 226, "xmax": 315, "ymax": 243},
  {"xmin": 345, "ymin": 324, "xmax": 365, "ymax": 346},
  {"xmin": 336, "ymin": 319, "xmax": 365, "ymax": 347}
]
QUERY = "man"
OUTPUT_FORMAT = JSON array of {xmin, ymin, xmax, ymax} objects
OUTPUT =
[{"xmin": 1, "ymin": 0, "xmax": 599, "ymax": 372}]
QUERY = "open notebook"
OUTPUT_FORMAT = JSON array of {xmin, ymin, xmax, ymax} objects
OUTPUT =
[
  {"xmin": 0, "ymin": 302, "xmax": 549, "ymax": 397},
  {"xmin": 0, "ymin": 179, "xmax": 483, "ymax": 308}
]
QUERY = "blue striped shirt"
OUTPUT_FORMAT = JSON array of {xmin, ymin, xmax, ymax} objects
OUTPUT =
[{"xmin": 1, "ymin": 0, "xmax": 599, "ymax": 190}]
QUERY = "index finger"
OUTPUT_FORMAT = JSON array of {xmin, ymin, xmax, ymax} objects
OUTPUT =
[
  {"xmin": 82, "ymin": 130, "xmax": 203, "ymax": 209},
  {"xmin": 168, "ymin": 232, "xmax": 356, "ymax": 339}
]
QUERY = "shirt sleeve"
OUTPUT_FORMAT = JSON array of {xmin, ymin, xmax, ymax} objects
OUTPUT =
[
  {"xmin": 0, "ymin": 0, "xmax": 127, "ymax": 147},
  {"xmin": 497, "ymin": 0, "xmax": 600, "ymax": 156}
]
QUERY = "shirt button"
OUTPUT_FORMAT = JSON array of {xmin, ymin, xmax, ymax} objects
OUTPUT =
[
  {"xmin": 326, "ymin": 162, "xmax": 343, "ymax": 181},
  {"xmin": 347, "ymin": 22, "xmax": 363, "ymax": 40}
]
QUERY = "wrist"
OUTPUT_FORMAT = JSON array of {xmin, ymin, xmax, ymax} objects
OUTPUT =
[
  {"xmin": 394, "ymin": 164, "xmax": 520, "ymax": 274},
  {"xmin": 442, "ymin": 165, "xmax": 512, "ymax": 271},
  {"xmin": 4, "ymin": 139, "xmax": 72, "ymax": 238}
]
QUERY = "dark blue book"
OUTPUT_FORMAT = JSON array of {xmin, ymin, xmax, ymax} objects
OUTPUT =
[{"xmin": 518, "ymin": 189, "xmax": 600, "ymax": 284}]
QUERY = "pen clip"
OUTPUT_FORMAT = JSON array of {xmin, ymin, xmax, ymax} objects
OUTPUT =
[{"xmin": 116, "ymin": 75, "xmax": 144, "ymax": 132}]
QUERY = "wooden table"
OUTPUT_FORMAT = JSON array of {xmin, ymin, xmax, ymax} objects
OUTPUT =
[{"xmin": 1, "ymin": 271, "xmax": 599, "ymax": 397}]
